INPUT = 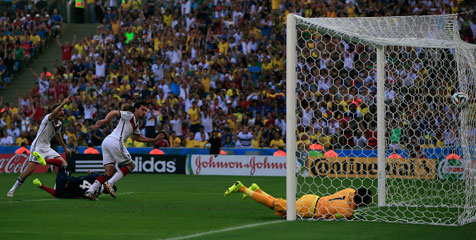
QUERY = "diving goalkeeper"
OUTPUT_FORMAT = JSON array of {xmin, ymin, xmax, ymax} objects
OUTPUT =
[{"xmin": 224, "ymin": 181, "xmax": 372, "ymax": 219}]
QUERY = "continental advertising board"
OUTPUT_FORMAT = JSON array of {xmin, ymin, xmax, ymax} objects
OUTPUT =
[{"xmin": 308, "ymin": 157, "xmax": 436, "ymax": 179}]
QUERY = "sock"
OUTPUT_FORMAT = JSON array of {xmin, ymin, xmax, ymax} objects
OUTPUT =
[
  {"xmin": 45, "ymin": 159, "xmax": 65, "ymax": 167},
  {"xmin": 239, "ymin": 186, "xmax": 254, "ymax": 197},
  {"xmin": 108, "ymin": 167, "xmax": 129, "ymax": 185},
  {"xmin": 9, "ymin": 177, "xmax": 24, "ymax": 192},
  {"xmin": 87, "ymin": 175, "xmax": 107, "ymax": 193},
  {"xmin": 40, "ymin": 185, "xmax": 56, "ymax": 197},
  {"xmin": 256, "ymin": 189, "xmax": 276, "ymax": 201},
  {"xmin": 251, "ymin": 191, "xmax": 274, "ymax": 208}
]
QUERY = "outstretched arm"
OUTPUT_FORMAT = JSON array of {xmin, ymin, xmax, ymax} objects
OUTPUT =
[
  {"xmin": 93, "ymin": 110, "xmax": 120, "ymax": 129},
  {"xmin": 48, "ymin": 96, "xmax": 72, "ymax": 121},
  {"xmin": 131, "ymin": 133, "xmax": 162, "ymax": 143}
]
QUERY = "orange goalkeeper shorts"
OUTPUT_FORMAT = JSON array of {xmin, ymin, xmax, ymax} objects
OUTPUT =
[{"xmin": 273, "ymin": 195, "xmax": 320, "ymax": 218}]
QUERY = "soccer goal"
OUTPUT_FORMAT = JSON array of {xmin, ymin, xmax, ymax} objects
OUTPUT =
[{"xmin": 286, "ymin": 13, "xmax": 476, "ymax": 225}]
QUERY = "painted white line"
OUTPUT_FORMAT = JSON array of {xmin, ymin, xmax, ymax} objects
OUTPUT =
[
  {"xmin": 1, "ymin": 198, "xmax": 59, "ymax": 204},
  {"xmin": 162, "ymin": 220, "xmax": 284, "ymax": 240},
  {"xmin": 1, "ymin": 192, "xmax": 137, "ymax": 204}
]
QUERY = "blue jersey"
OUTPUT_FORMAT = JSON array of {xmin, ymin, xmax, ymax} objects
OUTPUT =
[{"xmin": 55, "ymin": 166, "xmax": 100, "ymax": 198}]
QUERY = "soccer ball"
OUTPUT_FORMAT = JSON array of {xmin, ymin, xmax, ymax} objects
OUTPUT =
[{"xmin": 451, "ymin": 92, "xmax": 469, "ymax": 109}]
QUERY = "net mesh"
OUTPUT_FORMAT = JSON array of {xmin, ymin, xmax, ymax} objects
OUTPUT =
[{"xmin": 292, "ymin": 14, "xmax": 476, "ymax": 225}]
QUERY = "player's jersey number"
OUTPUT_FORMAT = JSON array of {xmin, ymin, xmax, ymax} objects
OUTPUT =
[{"xmin": 79, "ymin": 180, "xmax": 92, "ymax": 190}]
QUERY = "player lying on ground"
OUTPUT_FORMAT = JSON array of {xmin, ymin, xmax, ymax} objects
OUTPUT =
[
  {"xmin": 31, "ymin": 152, "xmax": 116, "ymax": 198},
  {"xmin": 7, "ymin": 96, "xmax": 72, "ymax": 197},
  {"xmin": 224, "ymin": 181, "xmax": 372, "ymax": 219}
]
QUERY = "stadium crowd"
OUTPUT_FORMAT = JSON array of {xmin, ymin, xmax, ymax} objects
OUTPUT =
[
  {"xmin": 0, "ymin": 1, "xmax": 64, "ymax": 90},
  {"xmin": 0, "ymin": 0, "xmax": 475, "ymax": 153}
]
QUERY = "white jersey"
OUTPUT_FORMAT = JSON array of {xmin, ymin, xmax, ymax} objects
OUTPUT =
[
  {"xmin": 31, "ymin": 114, "xmax": 62, "ymax": 149},
  {"xmin": 108, "ymin": 111, "xmax": 140, "ymax": 142}
]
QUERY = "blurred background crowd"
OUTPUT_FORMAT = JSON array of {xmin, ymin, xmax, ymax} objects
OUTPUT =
[{"xmin": 0, "ymin": 0, "xmax": 475, "ymax": 153}]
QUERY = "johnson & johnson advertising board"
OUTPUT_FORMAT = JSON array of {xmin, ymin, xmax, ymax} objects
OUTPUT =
[{"xmin": 187, "ymin": 155, "xmax": 299, "ymax": 176}]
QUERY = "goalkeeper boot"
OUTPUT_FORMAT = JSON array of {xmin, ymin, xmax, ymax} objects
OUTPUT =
[
  {"xmin": 103, "ymin": 182, "xmax": 117, "ymax": 198},
  {"xmin": 224, "ymin": 181, "xmax": 244, "ymax": 196},
  {"xmin": 242, "ymin": 183, "xmax": 260, "ymax": 199},
  {"xmin": 33, "ymin": 151, "xmax": 46, "ymax": 166},
  {"xmin": 33, "ymin": 178, "xmax": 42, "ymax": 187}
]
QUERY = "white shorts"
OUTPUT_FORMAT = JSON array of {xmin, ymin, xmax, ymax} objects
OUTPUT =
[
  {"xmin": 101, "ymin": 136, "xmax": 132, "ymax": 166},
  {"xmin": 29, "ymin": 146, "xmax": 61, "ymax": 164}
]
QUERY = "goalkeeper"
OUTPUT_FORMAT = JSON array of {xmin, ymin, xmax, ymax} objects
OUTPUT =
[{"xmin": 224, "ymin": 181, "xmax": 372, "ymax": 219}]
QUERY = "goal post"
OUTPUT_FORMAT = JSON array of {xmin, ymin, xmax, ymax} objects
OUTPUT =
[
  {"xmin": 286, "ymin": 13, "xmax": 476, "ymax": 225},
  {"xmin": 286, "ymin": 13, "xmax": 297, "ymax": 221}
]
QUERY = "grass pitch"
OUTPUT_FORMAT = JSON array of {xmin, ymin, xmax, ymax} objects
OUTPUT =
[{"xmin": 0, "ymin": 173, "xmax": 475, "ymax": 240}]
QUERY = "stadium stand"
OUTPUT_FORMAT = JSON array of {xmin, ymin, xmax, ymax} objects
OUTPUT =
[{"xmin": 0, "ymin": 0, "xmax": 475, "ymax": 151}]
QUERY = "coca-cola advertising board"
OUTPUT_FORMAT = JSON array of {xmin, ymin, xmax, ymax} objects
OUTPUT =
[
  {"xmin": 0, "ymin": 154, "xmax": 51, "ymax": 173},
  {"xmin": 186, "ymin": 155, "xmax": 301, "ymax": 176}
]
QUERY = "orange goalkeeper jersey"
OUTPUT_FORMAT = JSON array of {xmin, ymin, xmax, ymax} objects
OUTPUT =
[
  {"xmin": 273, "ymin": 188, "xmax": 357, "ymax": 219},
  {"xmin": 314, "ymin": 188, "xmax": 356, "ymax": 219}
]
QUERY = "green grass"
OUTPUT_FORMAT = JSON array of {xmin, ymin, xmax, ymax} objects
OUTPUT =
[{"xmin": 0, "ymin": 173, "xmax": 475, "ymax": 240}]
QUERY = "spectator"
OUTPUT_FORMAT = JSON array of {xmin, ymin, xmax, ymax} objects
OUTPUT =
[
  {"xmin": 207, "ymin": 130, "xmax": 222, "ymax": 155},
  {"xmin": 56, "ymin": 35, "xmax": 76, "ymax": 63},
  {"xmin": 168, "ymin": 130, "xmax": 181, "ymax": 147},
  {"xmin": 50, "ymin": 8, "xmax": 63, "ymax": 36},
  {"xmin": 273, "ymin": 146, "xmax": 286, "ymax": 156},
  {"xmin": 150, "ymin": 144, "xmax": 165, "ymax": 155},
  {"xmin": 185, "ymin": 132, "xmax": 199, "ymax": 148},
  {"xmin": 14, "ymin": 142, "xmax": 30, "ymax": 155},
  {"xmin": 269, "ymin": 131, "xmax": 284, "ymax": 149},
  {"xmin": 0, "ymin": 129, "xmax": 13, "ymax": 145},
  {"xmin": 236, "ymin": 126, "xmax": 253, "ymax": 148},
  {"xmin": 87, "ymin": 0, "xmax": 96, "ymax": 23},
  {"xmin": 84, "ymin": 142, "xmax": 100, "ymax": 154}
]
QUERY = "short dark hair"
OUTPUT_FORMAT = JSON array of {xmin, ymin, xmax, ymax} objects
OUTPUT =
[
  {"xmin": 50, "ymin": 104, "xmax": 60, "ymax": 113},
  {"xmin": 354, "ymin": 188, "xmax": 372, "ymax": 207},
  {"xmin": 134, "ymin": 101, "xmax": 147, "ymax": 110},
  {"xmin": 21, "ymin": 142, "xmax": 27, "ymax": 147}
]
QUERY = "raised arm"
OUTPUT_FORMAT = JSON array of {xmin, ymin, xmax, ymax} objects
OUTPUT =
[
  {"xmin": 29, "ymin": 67, "xmax": 39, "ymax": 79},
  {"xmin": 56, "ymin": 35, "xmax": 62, "ymax": 47},
  {"xmin": 93, "ymin": 110, "xmax": 121, "ymax": 129},
  {"xmin": 48, "ymin": 96, "xmax": 72, "ymax": 121}
]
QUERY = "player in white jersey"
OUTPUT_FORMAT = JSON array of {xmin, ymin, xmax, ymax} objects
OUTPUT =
[
  {"xmin": 7, "ymin": 96, "xmax": 72, "ymax": 197},
  {"xmin": 84, "ymin": 101, "xmax": 162, "ymax": 200}
]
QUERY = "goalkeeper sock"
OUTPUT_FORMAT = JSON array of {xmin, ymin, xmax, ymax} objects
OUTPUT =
[
  {"xmin": 45, "ymin": 159, "xmax": 66, "ymax": 167},
  {"xmin": 240, "ymin": 186, "xmax": 254, "ymax": 197},
  {"xmin": 40, "ymin": 185, "xmax": 56, "ymax": 197},
  {"xmin": 251, "ymin": 192, "xmax": 274, "ymax": 208},
  {"xmin": 255, "ymin": 189, "xmax": 276, "ymax": 201}
]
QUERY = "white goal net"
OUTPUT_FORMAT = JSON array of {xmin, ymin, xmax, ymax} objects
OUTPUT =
[{"xmin": 286, "ymin": 14, "xmax": 476, "ymax": 225}]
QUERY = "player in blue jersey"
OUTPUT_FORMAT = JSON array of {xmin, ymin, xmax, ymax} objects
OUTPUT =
[{"xmin": 32, "ymin": 153, "xmax": 116, "ymax": 199}]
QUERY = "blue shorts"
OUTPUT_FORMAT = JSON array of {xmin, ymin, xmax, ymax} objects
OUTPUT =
[{"xmin": 55, "ymin": 166, "xmax": 71, "ymax": 197}]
